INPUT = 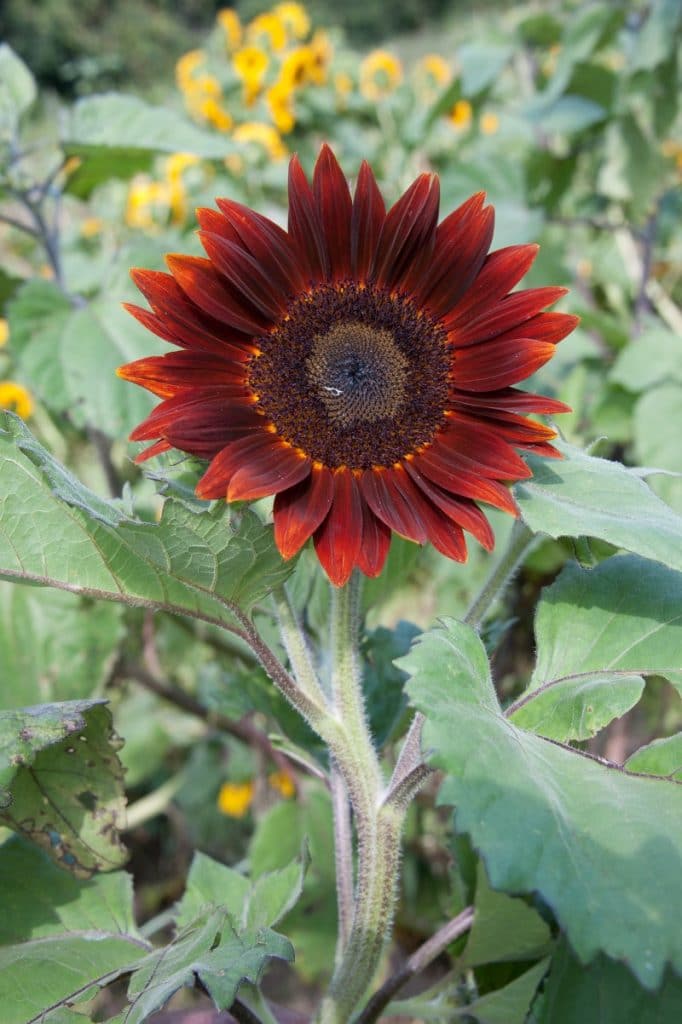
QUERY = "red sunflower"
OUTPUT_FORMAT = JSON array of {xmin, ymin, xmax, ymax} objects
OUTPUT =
[{"xmin": 119, "ymin": 144, "xmax": 576, "ymax": 586}]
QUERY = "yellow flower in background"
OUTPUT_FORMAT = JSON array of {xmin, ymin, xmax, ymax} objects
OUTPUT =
[
  {"xmin": 217, "ymin": 780, "xmax": 255, "ymax": 818},
  {"xmin": 480, "ymin": 111, "xmax": 500, "ymax": 135},
  {"xmin": 269, "ymin": 771, "xmax": 296, "ymax": 799},
  {"xmin": 233, "ymin": 121, "xmax": 288, "ymax": 160},
  {"xmin": 267, "ymin": 80, "xmax": 296, "ymax": 134},
  {"xmin": 0, "ymin": 381, "xmax": 34, "ymax": 419},
  {"xmin": 199, "ymin": 96, "xmax": 233, "ymax": 132},
  {"xmin": 334, "ymin": 70, "xmax": 353, "ymax": 108},
  {"xmin": 125, "ymin": 177, "xmax": 171, "ymax": 230},
  {"xmin": 190, "ymin": 73, "xmax": 221, "ymax": 99},
  {"xmin": 234, "ymin": 46, "xmax": 269, "ymax": 104},
  {"xmin": 0, "ymin": 319, "xmax": 9, "ymax": 347},
  {"xmin": 176, "ymin": 49, "xmax": 205, "ymax": 90},
  {"xmin": 224, "ymin": 153, "xmax": 245, "ymax": 176},
  {"xmin": 449, "ymin": 98, "xmax": 472, "ymax": 130},
  {"xmin": 360, "ymin": 50, "xmax": 402, "ymax": 101},
  {"xmin": 418, "ymin": 54, "xmax": 451, "ymax": 90},
  {"xmin": 662, "ymin": 139, "xmax": 682, "ymax": 171},
  {"xmin": 217, "ymin": 8, "xmax": 242, "ymax": 51},
  {"xmin": 165, "ymin": 153, "xmax": 200, "ymax": 224},
  {"xmin": 80, "ymin": 217, "xmax": 103, "ymax": 238},
  {"xmin": 248, "ymin": 12, "xmax": 287, "ymax": 53},
  {"xmin": 309, "ymin": 30, "xmax": 332, "ymax": 85},
  {"xmin": 274, "ymin": 2, "xmax": 310, "ymax": 41},
  {"xmin": 280, "ymin": 47, "xmax": 314, "ymax": 88}
]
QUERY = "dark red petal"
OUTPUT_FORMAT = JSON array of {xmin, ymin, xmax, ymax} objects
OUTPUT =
[
  {"xmin": 117, "ymin": 352, "xmax": 247, "ymax": 398},
  {"xmin": 359, "ymin": 468, "xmax": 428, "ymax": 544},
  {"xmin": 351, "ymin": 160, "xmax": 386, "ymax": 281},
  {"xmin": 313, "ymin": 143, "xmax": 352, "ymax": 280},
  {"xmin": 454, "ymin": 409, "xmax": 558, "ymax": 446},
  {"xmin": 356, "ymin": 503, "xmax": 391, "ymax": 577},
  {"xmin": 439, "ymin": 417, "xmax": 532, "ymax": 480},
  {"xmin": 374, "ymin": 174, "xmax": 440, "ymax": 291},
  {"xmin": 134, "ymin": 439, "xmax": 172, "ymax": 464},
  {"xmin": 198, "ymin": 231, "xmax": 288, "ymax": 320},
  {"xmin": 517, "ymin": 440, "xmax": 562, "ymax": 459},
  {"xmin": 417, "ymin": 445, "xmax": 520, "ymax": 515},
  {"xmin": 453, "ymin": 338, "xmax": 557, "ymax": 391},
  {"xmin": 216, "ymin": 198, "xmax": 305, "ymax": 295},
  {"xmin": 443, "ymin": 244, "xmax": 539, "ymax": 330},
  {"xmin": 313, "ymin": 470, "xmax": 363, "ymax": 586},
  {"xmin": 196, "ymin": 433, "xmax": 309, "ymax": 500},
  {"xmin": 288, "ymin": 154, "xmax": 330, "ymax": 282},
  {"xmin": 273, "ymin": 465, "xmax": 335, "ymax": 559},
  {"xmin": 452, "ymin": 288, "xmax": 570, "ymax": 347},
  {"xmin": 196, "ymin": 207, "xmax": 240, "ymax": 243},
  {"xmin": 166, "ymin": 254, "xmax": 268, "ymax": 336},
  {"xmin": 414, "ymin": 193, "xmax": 495, "ymax": 316},
  {"xmin": 131, "ymin": 395, "xmax": 262, "ymax": 459},
  {"xmin": 422, "ymin": 510, "xmax": 468, "ymax": 562},
  {"xmin": 404, "ymin": 460, "xmax": 495, "ymax": 550},
  {"xmin": 450, "ymin": 387, "xmax": 571, "ymax": 416}
]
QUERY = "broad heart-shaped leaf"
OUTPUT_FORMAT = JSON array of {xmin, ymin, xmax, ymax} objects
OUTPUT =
[
  {"xmin": 0, "ymin": 700, "xmax": 127, "ymax": 876},
  {"xmin": 401, "ymin": 619, "xmax": 682, "ymax": 989},
  {"xmin": 0, "ymin": 412, "xmax": 295, "ymax": 628},
  {"xmin": 625, "ymin": 734, "xmax": 682, "ymax": 783},
  {"xmin": 514, "ymin": 441, "xmax": 682, "ymax": 573},
  {"xmin": 125, "ymin": 908, "xmax": 293, "ymax": 1024},
  {"xmin": 63, "ymin": 93, "xmax": 238, "ymax": 197},
  {"xmin": 175, "ymin": 847, "xmax": 309, "ymax": 932},
  {"xmin": 537, "ymin": 940, "xmax": 682, "ymax": 1024},
  {"xmin": 508, "ymin": 556, "xmax": 682, "ymax": 741},
  {"xmin": 0, "ymin": 582, "xmax": 123, "ymax": 709},
  {"xmin": 0, "ymin": 837, "xmax": 148, "ymax": 1024}
]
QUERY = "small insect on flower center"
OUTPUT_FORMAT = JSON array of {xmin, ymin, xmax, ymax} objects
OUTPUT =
[
  {"xmin": 307, "ymin": 322, "xmax": 409, "ymax": 427},
  {"xmin": 248, "ymin": 282, "xmax": 450, "ymax": 470}
]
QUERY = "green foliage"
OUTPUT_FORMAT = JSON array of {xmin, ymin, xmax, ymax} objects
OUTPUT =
[
  {"xmin": 402, "ymin": 617, "xmax": 682, "ymax": 989},
  {"xmin": 0, "ymin": 701, "xmax": 127, "ymax": 876}
]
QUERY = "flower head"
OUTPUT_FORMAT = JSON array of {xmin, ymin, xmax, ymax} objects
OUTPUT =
[
  {"xmin": 120, "ymin": 146, "xmax": 575, "ymax": 586},
  {"xmin": 360, "ymin": 51, "xmax": 402, "ymax": 101},
  {"xmin": 0, "ymin": 381, "xmax": 34, "ymax": 419}
]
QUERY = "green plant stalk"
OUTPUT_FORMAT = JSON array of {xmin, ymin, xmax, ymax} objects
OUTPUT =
[{"xmin": 314, "ymin": 573, "xmax": 405, "ymax": 1024}]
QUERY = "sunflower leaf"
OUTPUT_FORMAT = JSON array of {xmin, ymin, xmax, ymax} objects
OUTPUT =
[
  {"xmin": 401, "ymin": 618, "xmax": 682, "ymax": 989},
  {"xmin": 508, "ymin": 555, "xmax": 682, "ymax": 741},
  {"xmin": 0, "ymin": 412, "xmax": 296, "ymax": 626},
  {"xmin": 0, "ymin": 700, "xmax": 127, "ymax": 877},
  {"xmin": 515, "ymin": 440, "xmax": 682, "ymax": 573},
  {"xmin": 0, "ymin": 838, "xmax": 147, "ymax": 1024}
]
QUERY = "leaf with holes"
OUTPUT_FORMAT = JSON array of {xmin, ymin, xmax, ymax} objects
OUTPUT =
[{"xmin": 0, "ymin": 700, "xmax": 127, "ymax": 876}]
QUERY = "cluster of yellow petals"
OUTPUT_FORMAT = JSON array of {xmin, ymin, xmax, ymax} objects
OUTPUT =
[
  {"xmin": 0, "ymin": 381, "xmax": 34, "ymax": 419},
  {"xmin": 449, "ymin": 98, "xmax": 472, "ymax": 130},
  {"xmin": 233, "ymin": 121, "xmax": 288, "ymax": 161},
  {"xmin": 175, "ymin": 49, "xmax": 233, "ymax": 131},
  {"xmin": 415, "ymin": 53, "xmax": 451, "ymax": 99},
  {"xmin": 217, "ymin": 770, "xmax": 296, "ymax": 818},
  {"xmin": 125, "ymin": 152, "xmax": 200, "ymax": 230},
  {"xmin": 359, "ymin": 50, "xmax": 403, "ymax": 101},
  {"xmin": 217, "ymin": 8, "xmax": 242, "ymax": 52},
  {"xmin": 233, "ymin": 45, "xmax": 270, "ymax": 106},
  {"xmin": 0, "ymin": 319, "xmax": 9, "ymax": 347}
]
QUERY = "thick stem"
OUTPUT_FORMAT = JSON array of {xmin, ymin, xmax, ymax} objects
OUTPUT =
[
  {"xmin": 330, "ymin": 764, "xmax": 354, "ymax": 958},
  {"xmin": 315, "ymin": 573, "xmax": 404, "ymax": 1024},
  {"xmin": 272, "ymin": 583, "xmax": 327, "ymax": 706}
]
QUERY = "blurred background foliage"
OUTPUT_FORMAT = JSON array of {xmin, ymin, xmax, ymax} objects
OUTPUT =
[{"xmin": 1, "ymin": 0, "xmax": 681, "ymax": 1018}]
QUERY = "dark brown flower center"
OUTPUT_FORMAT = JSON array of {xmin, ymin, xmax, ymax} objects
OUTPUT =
[{"xmin": 248, "ymin": 283, "xmax": 450, "ymax": 470}]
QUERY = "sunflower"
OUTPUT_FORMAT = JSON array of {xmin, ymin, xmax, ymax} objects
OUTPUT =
[{"xmin": 119, "ymin": 145, "xmax": 575, "ymax": 586}]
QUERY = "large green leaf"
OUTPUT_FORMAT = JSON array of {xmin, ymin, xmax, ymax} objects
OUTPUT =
[
  {"xmin": 0, "ymin": 838, "xmax": 147, "ymax": 1024},
  {"xmin": 402, "ymin": 619, "xmax": 682, "ymax": 989},
  {"xmin": 0, "ymin": 700, "xmax": 127, "ymax": 876},
  {"xmin": 633, "ymin": 384, "xmax": 682, "ymax": 513},
  {"xmin": 509, "ymin": 556, "xmax": 682, "ymax": 741},
  {"xmin": 0, "ymin": 412, "xmax": 295, "ymax": 627},
  {"xmin": 63, "ymin": 93, "xmax": 237, "ymax": 196},
  {"xmin": 0, "ymin": 583, "xmax": 123, "ymax": 709},
  {"xmin": 515, "ymin": 441, "xmax": 682, "ymax": 573},
  {"xmin": 537, "ymin": 941, "xmax": 682, "ymax": 1024},
  {"xmin": 125, "ymin": 908, "xmax": 292, "ymax": 1024}
]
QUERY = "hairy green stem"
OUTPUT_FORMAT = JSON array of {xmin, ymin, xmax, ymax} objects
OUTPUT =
[
  {"xmin": 272, "ymin": 583, "xmax": 327, "ymax": 705},
  {"xmin": 315, "ymin": 573, "xmax": 405, "ymax": 1024},
  {"xmin": 464, "ymin": 518, "xmax": 535, "ymax": 629}
]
